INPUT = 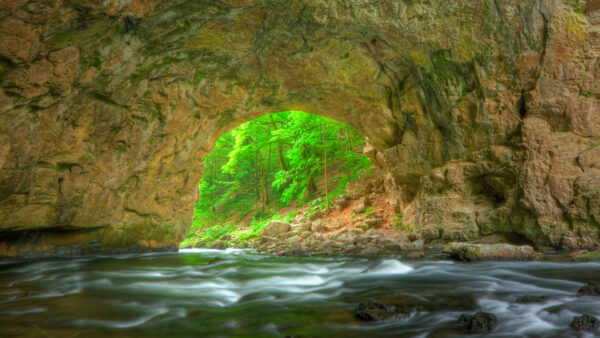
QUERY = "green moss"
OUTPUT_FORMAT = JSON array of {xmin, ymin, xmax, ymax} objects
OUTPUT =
[
  {"xmin": 48, "ymin": 21, "xmax": 116, "ymax": 48},
  {"xmin": 569, "ymin": 0, "xmax": 582, "ymax": 12},
  {"xmin": 573, "ymin": 251, "xmax": 600, "ymax": 262},
  {"xmin": 454, "ymin": 246, "xmax": 481, "ymax": 262}
]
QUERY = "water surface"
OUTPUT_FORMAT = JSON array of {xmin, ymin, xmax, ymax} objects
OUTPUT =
[{"xmin": 1, "ymin": 249, "xmax": 599, "ymax": 337}]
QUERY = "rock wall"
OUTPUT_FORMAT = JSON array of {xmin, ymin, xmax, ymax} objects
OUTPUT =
[{"xmin": 0, "ymin": 0, "xmax": 598, "ymax": 256}]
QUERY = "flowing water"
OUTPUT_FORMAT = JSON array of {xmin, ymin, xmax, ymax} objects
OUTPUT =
[{"xmin": 1, "ymin": 249, "xmax": 599, "ymax": 337}]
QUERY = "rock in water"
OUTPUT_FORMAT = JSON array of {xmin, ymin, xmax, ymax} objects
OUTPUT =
[
  {"xmin": 262, "ymin": 221, "xmax": 291, "ymax": 237},
  {"xmin": 443, "ymin": 243, "xmax": 540, "ymax": 261},
  {"xmin": 515, "ymin": 295, "xmax": 547, "ymax": 303},
  {"xmin": 458, "ymin": 311, "xmax": 498, "ymax": 333},
  {"xmin": 572, "ymin": 314, "xmax": 599, "ymax": 331},
  {"xmin": 355, "ymin": 301, "xmax": 397, "ymax": 321},
  {"xmin": 577, "ymin": 282, "xmax": 600, "ymax": 297}
]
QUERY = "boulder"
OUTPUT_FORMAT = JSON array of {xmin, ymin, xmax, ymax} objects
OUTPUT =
[
  {"xmin": 298, "ymin": 222, "xmax": 312, "ymax": 232},
  {"xmin": 364, "ymin": 218, "xmax": 383, "ymax": 228},
  {"xmin": 458, "ymin": 311, "xmax": 498, "ymax": 333},
  {"xmin": 443, "ymin": 243, "xmax": 541, "ymax": 261},
  {"xmin": 293, "ymin": 214, "xmax": 307, "ymax": 224},
  {"xmin": 355, "ymin": 301, "xmax": 397, "ymax": 321},
  {"xmin": 349, "ymin": 228, "xmax": 364, "ymax": 235},
  {"xmin": 357, "ymin": 223, "xmax": 370, "ymax": 232},
  {"xmin": 309, "ymin": 210, "xmax": 324, "ymax": 221},
  {"xmin": 572, "ymin": 314, "xmax": 599, "ymax": 331},
  {"xmin": 311, "ymin": 219, "xmax": 326, "ymax": 232},
  {"xmin": 332, "ymin": 195, "xmax": 350, "ymax": 210},
  {"xmin": 577, "ymin": 282, "xmax": 600, "ymax": 297},
  {"xmin": 262, "ymin": 221, "xmax": 291, "ymax": 237},
  {"xmin": 352, "ymin": 196, "xmax": 371, "ymax": 214},
  {"xmin": 515, "ymin": 295, "xmax": 547, "ymax": 303},
  {"xmin": 330, "ymin": 219, "xmax": 345, "ymax": 230}
]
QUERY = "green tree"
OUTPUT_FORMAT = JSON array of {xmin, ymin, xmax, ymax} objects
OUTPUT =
[{"xmin": 191, "ymin": 110, "xmax": 370, "ymax": 236}]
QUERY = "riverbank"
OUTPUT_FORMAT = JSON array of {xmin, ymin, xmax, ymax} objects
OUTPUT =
[{"xmin": 182, "ymin": 194, "xmax": 600, "ymax": 262}]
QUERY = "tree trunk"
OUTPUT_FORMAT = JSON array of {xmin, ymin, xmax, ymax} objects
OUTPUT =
[
  {"xmin": 343, "ymin": 126, "xmax": 351, "ymax": 180},
  {"xmin": 321, "ymin": 119, "xmax": 330, "ymax": 209},
  {"xmin": 257, "ymin": 150, "xmax": 266, "ymax": 211},
  {"xmin": 266, "ymin": 142, "xmax": 271, "ymax": 203},
  {"xmin": 269, "ymin": 113, "xmax": 287, "ymax": 171}
]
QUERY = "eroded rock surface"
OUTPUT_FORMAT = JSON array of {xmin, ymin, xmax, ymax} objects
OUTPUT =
[
  {"xmin": 0, "ymin": 0, "xmax": 599, "ymax": 256},
  {"xmin": 443, "ymin": 242, "xmax": 541, "ymax": 261}
]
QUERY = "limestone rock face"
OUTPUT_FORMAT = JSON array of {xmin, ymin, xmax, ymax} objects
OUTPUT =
[{"xmin": 0, "ymin": 0, "xmax": 599, "ymax": 256}]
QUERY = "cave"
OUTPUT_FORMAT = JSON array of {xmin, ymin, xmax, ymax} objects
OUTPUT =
[{"xmin": 0, "ymin": 0, "xmax": 599, "ymax": 257}]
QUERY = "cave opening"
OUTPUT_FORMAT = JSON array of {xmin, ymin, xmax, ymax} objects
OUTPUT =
[{"xmin": 182, "ymin": 110, "xmax": 373, "ymax": 248}]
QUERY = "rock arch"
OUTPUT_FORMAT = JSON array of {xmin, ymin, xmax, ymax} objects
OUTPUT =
[{"xmin": 0, "ymin": 0, "xmax": 598, "ymax": 256}]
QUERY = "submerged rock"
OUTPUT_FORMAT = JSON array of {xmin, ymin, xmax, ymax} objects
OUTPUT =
[
  {"xmin": 571, "ymin": 314, "xmax": 599, "ymax": 331},
  {"xmin": 458, "ymin": 311, "xmax": 498, "ymax": 333},
  {"xmin": 355, "ymin": 301, "xmax": 397, "ymax": 321},
  {"xmin": 577, "ymin": 282, "xmax": 600, "ymax": 297},
  {"xmin": 263, "ymin": 221, "xmax": 291, "ymax": 237},
  {"xmin": 443, "ymin": 243, "xmax": 541, "ymax": 261},
  {"xmin": 515, "ymin": 295, "xmax": 547, "ymax": 303}
]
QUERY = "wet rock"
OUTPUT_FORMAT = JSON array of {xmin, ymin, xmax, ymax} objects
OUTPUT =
[
  {"xmin": 571, "ymin": 251, "xmax": 600, "ymax": 262},
  {"xmin": 399, "ymin": 239, "xmax": 424, "ymax": 251},
  {"xmin": 435, "ymin": 295, "xmax": 479, "ymax": 312},
  {"xmin": 355, "ymin": 301, "xmax": 397, "ymax": 321},
  {"xmin": 403, "ymin": 251, "xmax": 426, "ymax": 259},
  {"xmin": 443, "ymin": 243, "xmax": 541, "ymax": 261},
  {"xmin": 383, "ymin": 243, "xmax": 403, "ymax": 253},
  {"xmin": 577, "ymin": 282, "xmax": 600, "ymax": 297},
  {"xmin": 357, "ymin": 245, "xmax": 380, "ymax": 257},
  {"xmin": 515, "ymin": 295, "xmax": 547, "ymax": 303},
  {"xmin": 458, "ymin": 311, "xmax": 498, "ymax": 333},
  {"xmin": 572, "ymin": 314, "xmax": 599, "ymax": 331},
  {"xmin": 263, "ymin": 221, "xmax": 291, "ymax": 237}
]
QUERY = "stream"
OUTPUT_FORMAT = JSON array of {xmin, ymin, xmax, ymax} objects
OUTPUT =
[{"xmin": 1, "ymin": 249, "xmax": 600, "ymax": 337}]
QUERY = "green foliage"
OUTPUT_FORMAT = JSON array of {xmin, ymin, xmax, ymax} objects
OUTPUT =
[
  {"xmin": 187, "ymin": 110, "xmax": 371, "ymax": 246},
  {"xmin": 364, "ymin": 206, "xmax": 375, "ymax": 219},
  {"xmin": 391, "ymin": 213, "xmax": 413, "ymax": 232},
  {"xmin": 569, "ymin": 0, "xmax": 582, "ymax": 12}
]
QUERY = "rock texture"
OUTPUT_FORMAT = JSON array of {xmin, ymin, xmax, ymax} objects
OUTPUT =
[
  {"xmin": 262, "ymin": 221, "xmax": 291, "ymax": 237},
  {"xmin": 443, "ymin": 242, "xmax": 541, "ymax": 261},
  {"xmin": 458, "ymin": 311, "xmax": 499, "ymax": 333},
  {"xmin": 0, "ymin": 0, "xmax": 599, "ymax": 256}
]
